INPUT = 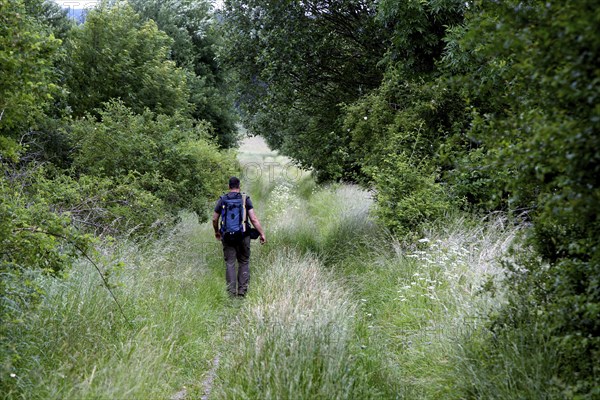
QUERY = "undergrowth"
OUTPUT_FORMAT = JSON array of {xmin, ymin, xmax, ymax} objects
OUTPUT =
[
  {"xmin": 2, "ymin": 141, "xmax": 565, "ymax": 399},
  {"xmin": 1, "ymin": 213, "xmax": 231, "ymax": 399}
]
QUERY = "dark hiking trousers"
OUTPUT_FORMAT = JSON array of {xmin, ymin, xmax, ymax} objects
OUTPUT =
[{"xmin": 223, "ymin": 235, "xmax": 251, "ymax": 296}]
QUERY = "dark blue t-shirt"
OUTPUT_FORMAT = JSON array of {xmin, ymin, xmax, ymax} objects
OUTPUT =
[{"xmin": 214, "ymin": 192, "xmax": 253, "ymax": 214}]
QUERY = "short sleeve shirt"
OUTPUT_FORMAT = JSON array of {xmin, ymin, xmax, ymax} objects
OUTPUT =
[{"xmin": 214, "ymin": 192, "xmax": 253, "ymax": 215}]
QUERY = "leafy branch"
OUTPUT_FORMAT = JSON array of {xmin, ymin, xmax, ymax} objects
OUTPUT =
[{"xmin": 13, "ymin": 227, "xmax": 133, "ymax": 329}]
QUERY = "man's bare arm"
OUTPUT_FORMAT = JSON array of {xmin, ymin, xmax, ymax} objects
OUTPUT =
[
  {"xmin": 248, "ymin": 209, "xmax": 266, "ymax": 244},
  {"xmin": 212, "ymin": 211, "xmax": 221, "ymax": 240}
]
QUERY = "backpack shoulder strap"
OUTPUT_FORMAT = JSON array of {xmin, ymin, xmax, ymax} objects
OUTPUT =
[{"xmin": 241, "ymin": 192, "xmax": 247, "ymax": 232}]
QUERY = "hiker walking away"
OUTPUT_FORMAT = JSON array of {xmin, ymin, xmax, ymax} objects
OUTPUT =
[{"xmin": 212, "ymin": 176, "xmax": 266, "ymax": 297}]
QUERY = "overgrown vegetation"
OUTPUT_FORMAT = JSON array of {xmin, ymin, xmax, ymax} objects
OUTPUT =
[
  {"xmin": 1, "ymin": 0, "xmax": 237, "ymax": 386},
  {"xmin": 222, "ymin": 1, "xmax": 599, "ymax": 395},
  {"xmin": 1, "ymin": 213, "xmax": 231, "ymax": 399},
  {"xmin": 1, "ymin": 0, "xmax": 597, "ymax": 397}
]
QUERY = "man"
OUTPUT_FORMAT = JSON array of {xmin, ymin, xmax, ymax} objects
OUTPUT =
[{"xmin": 212, "ymin": 176, "xmax": 266, "ymax": 297}]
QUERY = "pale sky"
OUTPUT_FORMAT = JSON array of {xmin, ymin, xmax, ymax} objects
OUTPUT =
[
  {"xmin": 55, "ymin": 1, "xmax": 223, "ymax": 8},
  {"xmin": 56, "ymin": 0, "xmax": 98, "ymax": 6}
]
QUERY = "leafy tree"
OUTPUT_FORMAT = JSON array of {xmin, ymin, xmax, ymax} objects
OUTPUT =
[
  {"xmin": 129, "ymin": 0, "xmax": 239, "ymax": 148},
  {"xmin": 0, "ymin": 0, "xmax": 62, "ymax": 144},
  {"xmin": 221, "ymin": 0, "xmax": 388, "ymax": 180},
  {"xmin": 443, "ymin": 0, "xmax": 600, "ymax": 395},
  {"xmin": 64, "ymin": 0, "xmax": 190, "ymax": 118},
  {"xmin": 377, "ymin": 0, "xmax": 464, "ymax": 72},
  {"xmin": 24, "ymin": 0, "xmax": 72, "ymax": 40}
]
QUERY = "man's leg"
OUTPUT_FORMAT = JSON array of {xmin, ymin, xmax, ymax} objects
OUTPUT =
[
  {"xmin": 236, "ymin": 236, "xmax": 251, "ymax": 296},
  {"xmin": 223, "ymin": 243, "xmax": 237, "ymax": 296}
]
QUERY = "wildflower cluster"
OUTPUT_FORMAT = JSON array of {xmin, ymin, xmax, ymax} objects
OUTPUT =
[
  {"xmin": 265, "ymin": 182, "xmax": 301, "ymax": 229},
  {"xmin": 394, "ymin": 237, "xmax": 491, "ymax": 313}
]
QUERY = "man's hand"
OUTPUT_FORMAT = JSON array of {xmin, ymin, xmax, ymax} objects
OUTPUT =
[
  {"xmin": 249, "ymin": 209, "xmax": 266, "ymax": 245},
  {"xmin": 215, "ymin": 231, "xmax": 221, "ymax": 241}
]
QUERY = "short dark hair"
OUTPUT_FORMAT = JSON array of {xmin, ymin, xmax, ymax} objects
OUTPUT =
[{"xmin": 228, "ymin": 176, "xmax": 240, "ymax": 189}]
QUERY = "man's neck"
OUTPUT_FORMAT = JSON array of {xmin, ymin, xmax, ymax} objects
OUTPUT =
[{"xmin": 229, "ymin": 188, "xmax": 241, "ymax": 193}]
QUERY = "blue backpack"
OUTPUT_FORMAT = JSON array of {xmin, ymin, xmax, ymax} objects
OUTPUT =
[{"xmin": 220, "ymin": 193, "xmax": 247, "ymax": 243}]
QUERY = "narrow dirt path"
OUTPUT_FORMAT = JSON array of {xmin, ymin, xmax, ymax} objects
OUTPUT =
[{"xmin": 200, "ymin": 352, "xmax": 222, "ymax": 399}]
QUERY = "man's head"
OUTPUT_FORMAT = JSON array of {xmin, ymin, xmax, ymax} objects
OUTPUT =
[{"xmin": 229, "ymin": 176, "xmax": 241, "ymax": 189}]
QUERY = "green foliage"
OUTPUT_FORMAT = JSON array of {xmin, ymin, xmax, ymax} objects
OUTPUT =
[
  {"xmin": 443, "ymin": 0, "xmax": 600, "ymax": 395},
  {"xmin": 342, "ymin": 66, "xmax": 465, "ymax": 234},
  {"xmin": 0, "ymin": 164, "xmax": 90, "ymax": 274},
  {"xmin": 368, "ymin": 153, "xmax": 452, "ymax": 238},
  {"xmin": 23, "ymin": 0, "xmax": 72, "ymax": 40},
  {"xmin": 129, "ymin": 0, "xmax": 239, "ymax": 148},
  {"xmin": 69, "ymin": 100, "xmax": 238, "ymax": 219},
  {"xmin": 377, "ymin": 0, "xmax": 465, "ymax": 72},
  {"xmin": 0, "ymin": 0, "xmax": 62, "ymax": 137},
  {"xmin": 221, "ymin": 0, "xmax": 388, "ymax": 180},
  {"xmin": 40, "ymin": 171, "xmax": 171, "ymax": 236},
  {"xmin": 64, "ymin": 0, "xmax": 190, "ymax": 118}
]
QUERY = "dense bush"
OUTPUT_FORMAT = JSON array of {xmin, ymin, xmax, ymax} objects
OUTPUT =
[
  {"xmin": 447, "ymin": 1, "xmax": 600, "ymax": 395},
  {"xmin": 69, "ymin": 100, "xmax": 238, "ymax": 219},
  {"xmin": 368, "ymin": 154, "xmax": 452, "ymax": 238},
  {"xmin": 341, "ymin": 52, "xmax": 467, "ymax": 235}
]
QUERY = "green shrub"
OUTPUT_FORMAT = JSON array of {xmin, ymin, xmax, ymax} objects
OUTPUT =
[
  {"xmin": 446, "ymin": 1, "xmax": 600, "ymax": 395},
  {"xmin": 0, "ymin": 163, "xmax": 91, "ymax": 275},
  {"xmin": 39, "ymin": 171, "xmax": 172, "ymax": 236},
  {"xmin": 369, "ymin": 153, "xmax": 453, "ymax": 238},
  {"xmin": 68, "ymin": 100, "xmax": 238, "ymax": 219}
]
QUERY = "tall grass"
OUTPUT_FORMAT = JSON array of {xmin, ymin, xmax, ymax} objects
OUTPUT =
[
  {"xmin": 1, "ymin": 213, "xmax": 232, "ymax": 400},
  {"xmin": 348, "ymin": 214, "xmax": 520, "ymax": 398},
  {"xmin": 3, "ymin": 137, "xmax": 557, "ymax": 399},
  {"xmin": 213, "ymin": 168, "xmax": 552, "ymax": 399},
  {"xmin": 212, "ymin": 250, "xmax": 376, "ymax": 399}
]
